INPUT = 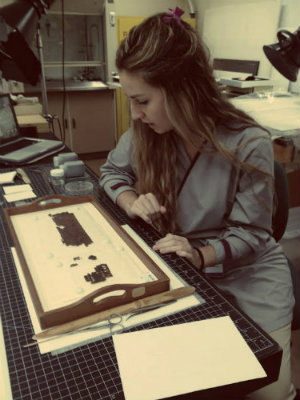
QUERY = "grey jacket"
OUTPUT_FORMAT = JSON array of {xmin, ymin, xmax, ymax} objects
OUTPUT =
[{"xmin": 99, "ymin": 126, "xmax": 294, "ymax": 332}]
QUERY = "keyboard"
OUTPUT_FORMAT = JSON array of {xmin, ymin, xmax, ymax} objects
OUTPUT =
[{"xmin": 0, "ymin": 138, "xmax": 34, "ymax": 155}]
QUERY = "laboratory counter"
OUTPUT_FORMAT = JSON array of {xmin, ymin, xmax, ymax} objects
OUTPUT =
[{"xmin": 24, "ymin": 80, "xmax": 115, "ymax": 93}]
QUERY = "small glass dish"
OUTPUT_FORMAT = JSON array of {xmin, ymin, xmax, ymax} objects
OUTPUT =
[{"xmin": 64, "ymin": 180, "xmax": 93, "ymax": 196}]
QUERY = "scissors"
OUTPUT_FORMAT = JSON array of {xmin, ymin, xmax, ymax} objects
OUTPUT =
[
  {"xmin": 78, "ymin": 313, "xmax": 125, "ymax": 336},
  {"xmin": 24, "ymin": 313, "xmax": 125, "ymax": 348},
  {"xmin": 57, "ymin": 300, "xmax": 175, "ymax": 335},
  {"xmin": 25, "ymin": 300, "xmax": 176, "ymax": 348},
  {"xmin": 59, "ymin": 313, "xmax": 125, "ymax": 337}
]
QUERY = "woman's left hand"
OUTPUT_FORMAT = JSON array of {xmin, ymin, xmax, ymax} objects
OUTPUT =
[{"xmin": 153, "ymin": 233, "xmax": 200, "ymax": 267}]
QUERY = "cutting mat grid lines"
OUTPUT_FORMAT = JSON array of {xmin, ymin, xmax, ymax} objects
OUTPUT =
[{"xmin": 0, "ymin": 164, "xmax": 276, "ymax": 400}]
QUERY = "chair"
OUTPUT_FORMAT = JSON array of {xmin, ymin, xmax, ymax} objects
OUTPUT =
[
  {"xmin": 213, "ymin": 58, "xmax": 259, "ymax": 75},
  {"xmin": 273, "ymin": 160, "xmax": 300, "ymax": 330}
]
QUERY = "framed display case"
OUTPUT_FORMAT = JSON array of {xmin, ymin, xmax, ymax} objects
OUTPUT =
[{"xmin": 5, "ymin": 195, "xmax": 170, "ymax": 328}]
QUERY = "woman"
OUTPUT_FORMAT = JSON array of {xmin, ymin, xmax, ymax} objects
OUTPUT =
[{"xmin": 99, "ymin": 8, "xmax": 296, "ymax": 400}]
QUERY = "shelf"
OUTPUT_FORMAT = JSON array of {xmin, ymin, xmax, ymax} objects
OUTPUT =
[
  {"xmin": 47, "ymin": 11, "xmax": 102, "ymax": 16},
  {"xmin": 44, "ymin": 61, "xmax": 106, "ymax": 68}
]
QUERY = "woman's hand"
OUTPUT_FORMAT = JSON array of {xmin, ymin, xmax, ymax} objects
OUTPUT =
[
  {"xmin": 128, "ymin": 193, "xmax": 166, "ymax": 224},
  {"xmin": 153, "ymin": 233, "xmax": 202, "ymax": 269}
]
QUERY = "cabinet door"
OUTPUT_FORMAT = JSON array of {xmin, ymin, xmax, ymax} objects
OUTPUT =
[
  {"xmin": 47, "ymin": 92, "xmax": 73, "ymax": 149},
  {"xmin": 68, "ymin": 90, "xmax": 116, "ymax": 154}
]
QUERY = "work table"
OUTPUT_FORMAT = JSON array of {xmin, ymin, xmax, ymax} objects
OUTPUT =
[{"xmin": 0, "ymin": 161, "xmax": 282, "ymax": 400}]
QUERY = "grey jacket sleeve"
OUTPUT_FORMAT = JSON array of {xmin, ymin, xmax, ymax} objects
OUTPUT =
[
  {"xmin": 99, "ymin": 130, "xmax": 137, "ymax": 203},
  {"xmin": 207, "ymin": 130, "xmax": 275, "ymax": 268}
]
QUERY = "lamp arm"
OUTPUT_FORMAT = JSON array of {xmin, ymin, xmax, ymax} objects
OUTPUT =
[
  {"xmin": 24, "ymin": 0, "xmax": 51, "ymax": 18},
  {"xmin": 36, "ymin": 24, "xmax": 49, "ymax": 117},
  {"xmin": 0, "ymin": 46, "xmax": 12, "ymax": 60}
]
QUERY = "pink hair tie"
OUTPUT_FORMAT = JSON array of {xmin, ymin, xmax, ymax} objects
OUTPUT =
[{"xmin": 163, "ymin": 6, "xmax": 185, "ymax": 25}]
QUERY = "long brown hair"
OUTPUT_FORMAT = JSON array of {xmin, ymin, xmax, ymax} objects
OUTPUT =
[{"xmin": 116, "ymin": 13, "xmax": 272, "ymax": 233}]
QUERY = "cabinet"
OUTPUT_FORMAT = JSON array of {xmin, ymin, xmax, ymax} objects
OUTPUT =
[
  {"xmin": 47, "ymin": 89, "xmax": 116, "ymax": 154},
  {"xmin": 36, "ymin": 0, "xmax": 106, "ymax": 82},
  {"xmin": 26, "ymin": 0, "xmax": 116, "ymax": 154}
]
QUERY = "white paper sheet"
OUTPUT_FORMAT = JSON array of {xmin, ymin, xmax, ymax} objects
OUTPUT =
[
  {"xmin": 0, "ymin": 171, "xmax": 17, "ymax": 184},
  {"xmin": 113, "ymin": 316, "xmax": 267, "ymax": 400},
  {"xmin": 3, "ymin": 184, "xmax": 32, "ymax": 194},
  {"xmin": 4, "ymin": 190, "xmax": 36, "ymax": 203},
  {"xmin": 0, "ymin": 316, "xmax": 13, "ymax": 400}
]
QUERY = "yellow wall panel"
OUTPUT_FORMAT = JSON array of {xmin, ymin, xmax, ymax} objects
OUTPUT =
[{"xmin": 117, "ymin": 16, "xmax": 145, "ymax": 44}]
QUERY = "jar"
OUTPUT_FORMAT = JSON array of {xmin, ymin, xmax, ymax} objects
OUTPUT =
[{"xmin": 50, "ymin": 168, "xmax": 65, "ymax": 192}]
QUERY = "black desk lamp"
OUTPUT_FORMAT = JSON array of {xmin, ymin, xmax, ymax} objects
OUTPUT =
[
  {"xmin": 0, "ymin": 0, "xmax": 53, "ymax": 85},
  {"xmin": 263, "ymin": 27, "xmax": 300, "ymax": 82},
  {"xmin": 0, "ymin": 0, "xmax": 54, "ymax": 118}
]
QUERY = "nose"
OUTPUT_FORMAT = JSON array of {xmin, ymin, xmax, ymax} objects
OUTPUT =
[{"xmin": 130, "ymin": 101, "xmax": 144, "ymax": 120}]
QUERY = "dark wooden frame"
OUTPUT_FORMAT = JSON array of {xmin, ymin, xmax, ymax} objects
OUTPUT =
[{"xmin": 5, "ymin": 195, "xmax": 170, "ymax": 329}]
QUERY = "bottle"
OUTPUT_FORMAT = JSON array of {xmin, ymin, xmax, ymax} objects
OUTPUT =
[
  {"xmin": 50, "ymin": 168, "xmax": 65, "ymax": 193},
  {"xmin": 61, "ymin": 160, "xmax": 85, "ymax": 178},
  {"xmin": 53, "ymin": 152, "xmax": 78, "ymax": 168}
]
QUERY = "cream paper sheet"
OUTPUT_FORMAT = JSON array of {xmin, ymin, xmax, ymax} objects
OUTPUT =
[{"xmin": 113, "ymin": 316, "xmax": 267, "ymax": 400}]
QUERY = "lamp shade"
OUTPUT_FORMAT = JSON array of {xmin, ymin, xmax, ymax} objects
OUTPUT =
[
  {"xmin": 263, "ymin": 28, "xmax": 300, "ymax": 82},
  {"xmin": 0, "ymin": 0, "xmax": 53, "ymax": 85}
]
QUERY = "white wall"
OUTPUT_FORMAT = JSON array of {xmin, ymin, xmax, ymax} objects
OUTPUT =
[
  {"xmin": 193, "ymin": 0, "xmax": 299, "ymax": 92},
  {"xmin": 114, "ymin": 0, "xmax": 188, "ymax": 16},
  {"xmin": 200, "ymin": 0, "xmax": 281, "ymax": 78}
]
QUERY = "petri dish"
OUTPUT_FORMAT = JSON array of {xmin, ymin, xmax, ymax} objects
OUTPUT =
[{"xmin": 65, "ymin": 180, "xmax": 93, "ymax": 196}]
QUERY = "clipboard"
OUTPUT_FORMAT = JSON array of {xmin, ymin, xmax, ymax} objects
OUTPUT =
[{"xmin": 4, "ymin": 195, "xmax": 170, "ymax": 329}]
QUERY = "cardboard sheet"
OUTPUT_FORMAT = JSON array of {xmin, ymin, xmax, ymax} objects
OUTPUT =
[{"xmin": 113, "ymin": 316, "xmax": 267, "ymax": 400}]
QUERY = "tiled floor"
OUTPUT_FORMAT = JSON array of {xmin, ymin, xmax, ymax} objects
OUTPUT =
[{"xmin": 85, "ymin": 157, "xmax": 300, "ymax": 390}]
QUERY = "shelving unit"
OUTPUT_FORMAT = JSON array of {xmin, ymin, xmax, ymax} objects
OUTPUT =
[{"xmin": 25, "ymin": 0, "xmax": 116, "ymax": 154}]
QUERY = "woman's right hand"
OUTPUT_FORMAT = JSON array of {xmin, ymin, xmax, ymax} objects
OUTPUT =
[{"xmin": 128, "ymin": 193, "xmax": 166, "ymax": 224}]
